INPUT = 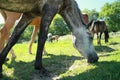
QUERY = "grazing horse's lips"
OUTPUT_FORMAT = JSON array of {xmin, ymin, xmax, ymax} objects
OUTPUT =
[{"xmin": 87, "ymin": 53, "xmax": 99, "ymax": 63}]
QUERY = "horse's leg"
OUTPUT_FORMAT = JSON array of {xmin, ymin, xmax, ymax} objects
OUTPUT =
[
  {"xmin": 0, "ymin": 11, "xmax": 7, "ymax": 52},
  {"xmin": 99, "ymin": 32, "xmax": 103, "ymax": 45},
  {"xmin": 0, "ymin": 13, "xmax": 34, "ymax": 77},
  {"xmin": 0, "ymin": 12, "xmax": 21, "ymax": 56},
  {"xmin": 28, "ymin": 18, "xmax": 47, "ymax": 54},
  {"xmin": 0, "ymin": 10, "xmax": 7, "ymax": 21},
  {"xmin": 28, "ymin": 26, "xmax": 39, "ymax": 54},
  {"xmin": 104, "ymin": 28, "xmax": 109, "ymax": 43},
  {"xmin": 5, "ymin": 33, "xmax": 16, "ymax": 58},
  {"xmin": 34, "ymin": 2, "xmax": 60, "ymax": 76},
  {"xmin": 0, "ymin": 28, "xmax": 8, "ymax": 52},
  {"xmin": 97, "ymin": 33, "xmax": 101, "ymax": 45},
  {"xmin": 0, "ymin": 36, "xmax": 5, "ymax": 52}
]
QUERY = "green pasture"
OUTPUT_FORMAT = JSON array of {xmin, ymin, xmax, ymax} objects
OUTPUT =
[{"xmin": 2, "ymin": 33, "xmax": 120, "ymax": 80}]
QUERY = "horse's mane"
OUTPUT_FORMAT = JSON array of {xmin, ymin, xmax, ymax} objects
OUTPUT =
[{"xmin": 74, "ymin": 1, "xmax": 86, "ymax": 26}]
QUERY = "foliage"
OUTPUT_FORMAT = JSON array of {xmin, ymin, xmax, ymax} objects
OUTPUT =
[
  {"xmin": 49, "ymin": 14, "xmax": 70, "ymax": 36},
  {"xmin": 99, "ymin": 0, "xmax": 120, "ymax": 32},
  {"xmin": 18, "ymin": 25, "xmax": 34, "ymax": 43},
  {"xmin": 82, "ymin": 9, "xmax": 99, "ymax": 21}
]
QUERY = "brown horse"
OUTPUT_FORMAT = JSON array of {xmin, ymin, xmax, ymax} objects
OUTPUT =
[
  {"xmin": 0, "ymin": 10, "xmax": 43, "ymax": 56},
  {"xmin": 0, "ymin": 0, "xmax": 98, "ymax": 77},
  {"xmin": 50, "ymin": 35, "xmax": 59, "ymax": 42},
  {"xmin": 88, "ymin": 20, "xmax": 109, "ymax": 45}
]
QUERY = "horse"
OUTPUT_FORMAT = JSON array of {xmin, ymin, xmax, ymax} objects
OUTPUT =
[
  {"xmin": 88, "ymin": 20, "xmax": 109, "ymax": 45},
  {"xmin": 50, "ymin": 35, "xmax": 59, "ymax": 42},
  {"xmin": 0, "ymin": 11, "xmax": 88, "ymax": 56},
  {"xmin": 0, "ymin": 0, "xmax": 98, "ymax": 77},
  {"xmin": 47, "ymin": 33, "xmax": 59, "ymax": 42},
  {"xmin": 0, "ymin": 10, "xmax": 44, "ymax": 55}
]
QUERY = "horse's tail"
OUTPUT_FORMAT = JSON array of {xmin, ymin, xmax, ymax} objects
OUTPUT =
[
  {"xmin": 87, "ymin": 19, "xmax": 94, "ymax": 29},
  {"xmin": 104, "ymin": 28, "xmax": 109, "ymax": 43}
]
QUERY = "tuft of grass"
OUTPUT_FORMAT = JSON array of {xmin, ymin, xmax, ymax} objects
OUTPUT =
[{"xmin": 1, "ymin": 34, "xmax": 120, "ymax": 80}]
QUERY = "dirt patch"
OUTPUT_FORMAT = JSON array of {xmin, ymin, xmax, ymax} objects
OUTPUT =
[{"xmin": 31, "ymin": 71, "xmax": 60, "ymax": 80}]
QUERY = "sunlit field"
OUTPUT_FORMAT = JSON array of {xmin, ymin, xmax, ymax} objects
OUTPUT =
[{"xmin": 2, "ymin": 32, "xmax": 120, "ymax": 80}]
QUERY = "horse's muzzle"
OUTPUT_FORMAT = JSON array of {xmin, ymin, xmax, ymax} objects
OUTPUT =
[{"xmin": 87, "ymin": 54, "xmax": 99, "ymax": 63}]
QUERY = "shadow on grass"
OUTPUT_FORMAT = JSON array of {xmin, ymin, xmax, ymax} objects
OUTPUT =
[
  {"xmin": 2, "ymin": 53, "xmax": 84, "ymax": 80},
  {"xmin": 2, "ymin": 46, "xmax": 119, "ymax": 80},
  {"xmin": 95, "ymin": 45, "xmax": 115, "ymax": 52},
  {"xmin": 61, "ymin": 61, "xmax": 120, "ymax": 80},
  {"xmin": 109, "ymin": 42, "xmax": 120, "ymax": 45},
  {"xmin": 3, "ymin": 58, "xmax": 35, "ymax": 80}
]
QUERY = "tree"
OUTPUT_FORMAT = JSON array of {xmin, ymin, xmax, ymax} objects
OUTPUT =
[
  {"xmin": 99, "ymin": 0, "xmax": 120, "ymax": 32},
  {"xmin": 18, "ymin": 25, "xmax": 34, "ymax": 43},
  {"xmin": 82, "ymin": 9, "xmax": 99, "ymax": 21},
  {"xmin": 49, "ymin": 14, "xmax": 70, "ymax": 36}
]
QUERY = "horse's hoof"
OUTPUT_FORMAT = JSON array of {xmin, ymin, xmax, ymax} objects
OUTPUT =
[{"xmin": 39, "ymin": 67, "xmax": 51, "ymax": 77}]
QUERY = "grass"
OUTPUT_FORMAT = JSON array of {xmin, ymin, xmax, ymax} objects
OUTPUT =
[{"xmin": 1, "ymin": 34, "xmax": 120, "ymax": 80}]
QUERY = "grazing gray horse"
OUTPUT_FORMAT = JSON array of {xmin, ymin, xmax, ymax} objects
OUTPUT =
[{"xmin": 0, "ymin": 0, "xmax": 98, "ymax": 77}]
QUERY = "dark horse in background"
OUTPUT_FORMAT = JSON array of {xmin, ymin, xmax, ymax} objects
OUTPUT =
[
  {"xmin": 88, "ymin": 20, "xmax": 109, "ymax": 45},
  {"xmin": 0, "ymin": 0, "xmax": 98, "ymax": 77}
]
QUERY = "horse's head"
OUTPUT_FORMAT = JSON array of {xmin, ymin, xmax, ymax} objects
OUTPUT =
[
  {"xmin": 72, "ymin": 27, "xmax": 98, "ymax": 63},
  {"xmin": 60, "ymin": 0, "xmax": 98, "ymax": 63}
]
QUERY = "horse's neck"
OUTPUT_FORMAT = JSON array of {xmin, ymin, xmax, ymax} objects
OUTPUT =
[{"xmin": 87, "ymin": 20, "xmax": 94, "ymax": 29}]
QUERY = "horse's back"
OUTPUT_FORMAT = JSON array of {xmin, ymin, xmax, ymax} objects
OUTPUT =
[{"xmin": 99, "ymin": 21, "xmax": 106, "ymax": 31}]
